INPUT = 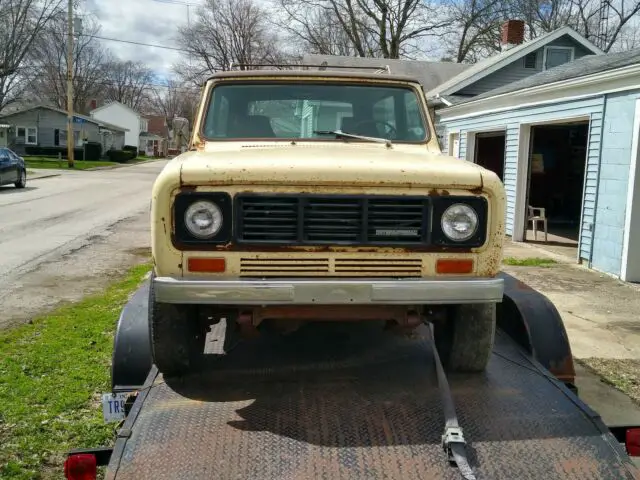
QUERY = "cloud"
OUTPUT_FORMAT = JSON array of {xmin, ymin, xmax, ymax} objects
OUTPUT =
[{"xmin": 86, "ymin": 0, "xmax": 196, "ymax": 77}]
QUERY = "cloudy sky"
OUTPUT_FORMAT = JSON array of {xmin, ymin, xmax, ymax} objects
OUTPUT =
[{"xmin": 85, "ymin": 0, "xmax": 200, "ymax": 78}]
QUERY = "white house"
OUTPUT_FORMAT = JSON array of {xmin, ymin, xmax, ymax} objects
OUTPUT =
[{"xmin": 90, "ymin": 101, "xmax": 148, "ymax": 148}]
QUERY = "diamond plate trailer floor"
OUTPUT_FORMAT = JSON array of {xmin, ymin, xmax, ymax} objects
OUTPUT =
[{"xmin": 105, "ymin": 321, "xmax": 639, "ymax": 480}]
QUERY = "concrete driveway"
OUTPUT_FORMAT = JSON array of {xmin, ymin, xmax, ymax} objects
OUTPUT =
[{"xmin": 0, "ymin": 160, "xmax": 167, "ymax": 329}]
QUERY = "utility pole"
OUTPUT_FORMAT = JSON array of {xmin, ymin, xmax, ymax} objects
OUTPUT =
[{"xmin": 66, "ymin": 0, "xmax": 74, "ymax": 168}]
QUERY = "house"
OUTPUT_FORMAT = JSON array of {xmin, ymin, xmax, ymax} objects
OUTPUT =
[
  {"xmin": 427, "ymin": 22, "xmax": 603, "ymax": 149},
  {"xmin": 142, "ymin": 115, "xmax": 170, "ymax": 157},
  {"xmin": 437, "ymin": 47, "xmax": 640, "ymax": 282},
  {"xmin": 90, "ymin": 101, "xmax": 147, "ymax": 149},
  {"xmin": 0, "ymin": 105, "xmax": 127, "ymax": 155}
]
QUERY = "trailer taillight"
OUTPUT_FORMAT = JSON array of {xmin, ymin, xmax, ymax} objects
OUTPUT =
[
  {"xmin": 64, "ymin": 453, "xmax": 97, "ymax": 480},
  {"xmin": 627, "ymin": 428, "xmax": 640, "ymax": 457}
]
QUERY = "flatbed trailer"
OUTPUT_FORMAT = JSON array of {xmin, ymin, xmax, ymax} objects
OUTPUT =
[{"xmin": 66, "ymin": 274, "xmax": 640, "ymax": 480}]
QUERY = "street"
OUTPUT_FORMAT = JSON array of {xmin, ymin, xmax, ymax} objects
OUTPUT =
[{"xmin": 0, "ymin": 161, "xmax": 167, "ymax": 329}]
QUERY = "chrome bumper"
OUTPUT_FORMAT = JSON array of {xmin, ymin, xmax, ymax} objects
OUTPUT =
[{"xmin": 153, "ymin": 277, "xmax": 504, "ymax": 305}]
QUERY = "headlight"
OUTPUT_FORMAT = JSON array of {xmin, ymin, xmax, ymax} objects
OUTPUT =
[
  {"xmin": 441, "ymin": 203, "xmax": 478, "ymax": 241},
  {"xmin": 184, "ymin": 200, "xmax": 223, "ymax": 238}
]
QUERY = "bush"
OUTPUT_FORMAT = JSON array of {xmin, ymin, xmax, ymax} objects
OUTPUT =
[
  {"xmin": 24, "ymin": 144, "xmax": 102, "ymax": 161},
  {"xmin": 122, "ymin": 145, "xmax": 138, "ymax": 157},
  {"xmin": 84, "ymin": 141, "xmax": 102, "ymax": 161},
  {"xmin": 106, "ymin": 149, "xmax": 136, "ymax": 163}
]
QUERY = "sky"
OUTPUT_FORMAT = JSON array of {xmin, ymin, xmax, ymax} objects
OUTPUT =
[{"xmin": 85, "ymin": 0, "xmax": 199, "ymax": 78}]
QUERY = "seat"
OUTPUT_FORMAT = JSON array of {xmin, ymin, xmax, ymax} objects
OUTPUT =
[
  {"xmin": 245, "ymin": 115, "xmax": 276, "ymax": 137},
  {"xmin": 527, "ymin": 206, "xmax": 548, "ymax": 242},
  {"xmin": 228, "ymin": 114, "xmax": 276, "ymax": 138},
  {"xmin": 340, "ymin": 116, "xmax": 379, "ymax": 137}
]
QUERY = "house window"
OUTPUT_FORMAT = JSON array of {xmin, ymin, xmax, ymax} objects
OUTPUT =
[
  {"xmin": 54, "ymin": 129, "xmax": 60, "ymax": 146},
  {"xmin": 523, "ymin": 52, "xmax": 537, "ymax": 69},
  {"xmin": 26, "ymin": 127, "xmax": 37, "ymax": 145},
  {"xmin": 17, "ymin": 127, "xmax": 26, "ymax": 139},
  {"xmin": 544, "ymin": 46, "xmax": 574, "ymax": 70}
]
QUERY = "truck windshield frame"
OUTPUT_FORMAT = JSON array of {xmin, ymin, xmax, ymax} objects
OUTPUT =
[{"xmin": 201, "ymin": 81, "xmax": 430, "ymax": 144}]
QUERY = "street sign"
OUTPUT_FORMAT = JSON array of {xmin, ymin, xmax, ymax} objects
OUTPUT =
[{"xmin": 73, "ymin": 116, "xmax": 85, "ymax": 124}]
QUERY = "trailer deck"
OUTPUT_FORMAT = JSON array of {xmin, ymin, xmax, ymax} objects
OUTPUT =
[{"xmin": 105, "ymin": 319, "xmax": 639, "ymax": 479}]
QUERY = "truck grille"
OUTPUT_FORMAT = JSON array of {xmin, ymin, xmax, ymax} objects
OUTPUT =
[
  {"xmin": 236, "ymin": 194, "xmax": 429, "ymax": 246},
  {"xmin": 239, "ymin": 257, "xmax": 423, "ymax": 277}
]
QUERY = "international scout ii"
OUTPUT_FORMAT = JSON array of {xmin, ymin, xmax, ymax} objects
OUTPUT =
[{"xmin": 149, "ymin": 67, "xmax": 506, "ymax": 376}]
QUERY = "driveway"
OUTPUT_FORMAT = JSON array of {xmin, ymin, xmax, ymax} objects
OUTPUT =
[{"xmin": 0, "ymin": 160, "xmax": 167, "ymax": 329}]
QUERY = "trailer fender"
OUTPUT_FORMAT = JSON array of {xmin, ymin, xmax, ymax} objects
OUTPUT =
[
  {"xmin": 111, "ymin": 280, "xmax": 153, "ymax": 392},
  {"xmin": 497, "ymin": 272, "xmax": 576, "ymax": 389}
]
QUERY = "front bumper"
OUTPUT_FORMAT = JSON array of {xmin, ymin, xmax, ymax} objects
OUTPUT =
[{"xmin": 153, "ymin": 277, "xmax": 504, "ymax": 305}]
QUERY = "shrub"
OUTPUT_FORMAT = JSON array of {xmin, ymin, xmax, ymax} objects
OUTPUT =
[
  {"xmin": 83, "ymin": 141, "xmax": 102, "ymax": 161},
  {"xmin": 106, "ymin": 149, "xmax": 136, "ymax": 163},
  {"xmin": 24, "ymin": 143, "xmax": 103, "ymax": 161},
  {"xmin": 122, "ymin": 145, "xmax": 138, "ymax": 157}
]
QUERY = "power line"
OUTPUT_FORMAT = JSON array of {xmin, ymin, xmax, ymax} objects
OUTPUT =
[{"xmin": 82, "ymin": 34, "xmax": 190, "ymax": 53}]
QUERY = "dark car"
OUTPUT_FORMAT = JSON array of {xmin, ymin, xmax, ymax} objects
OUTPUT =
[{"xmin": 0, "ymin": 147, "xmax": 26, "ymax": 188}]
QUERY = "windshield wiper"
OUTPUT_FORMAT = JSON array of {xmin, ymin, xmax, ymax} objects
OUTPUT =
[{"xmin": 313, "ymin": 129, "xmax": 392, "ymax": 147}]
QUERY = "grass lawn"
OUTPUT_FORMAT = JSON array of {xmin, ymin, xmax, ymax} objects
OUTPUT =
[
  {"xmin": 0, "ymin": 263, "xmax": 151, "ymax": 479},
  {"xmin": 503, "ymin": 257, "xmax": 558, "ymax": 267},
  {"xmin": 24, "ymin": 156, "xmax": 151, "ymax": 171},
  {"xmin": 579, "ymin": 358, "xmax": 640, "ymax": 405}
]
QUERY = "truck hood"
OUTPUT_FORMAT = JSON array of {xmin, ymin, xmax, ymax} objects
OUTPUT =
[{"xmin": 178, "ymin": 144, "xmax": 484, "ymax": 189}]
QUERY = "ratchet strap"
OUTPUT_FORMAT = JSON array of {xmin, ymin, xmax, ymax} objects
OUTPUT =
[{"xmin": 427, "ymin": 323, "xmax": 477, "ymax": 480}]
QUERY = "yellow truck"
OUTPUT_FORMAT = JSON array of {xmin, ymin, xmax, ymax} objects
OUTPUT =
[{"xmin": 149, "ymin": 66, "xmax": 506, "ymax": 376}]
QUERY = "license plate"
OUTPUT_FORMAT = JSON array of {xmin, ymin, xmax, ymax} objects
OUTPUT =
[{"xmin": 102, "ymin": 392, "xmax": 130, "ymax": 423}]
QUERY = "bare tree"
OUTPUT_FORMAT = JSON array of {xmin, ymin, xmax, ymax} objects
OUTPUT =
[
  {"xmin": 29, "ymin": 13, "xmax": 111, "ymax": 113},
  {"xmin": 0, "ymin": 0, "xmax": 64, "ymax": 112},
  {"xmin": 147, "ymin": 79, "xmax": 200, "ymax": 124},
  {"xmin": 509, "ymin": 0, "xmax": 640, "ymax": 51},
  {"xmin": 444, "ymin": 0, "xmax": 506, "ymax": 62},
  {"xmin": 174, "ymin": 0, "xmax": 283, "ymax": 85},
  {"xmin": 104, "ymin": 60, "xmax": 154, "ymax": 111},
  {"xmin": 277, "ymin": 0, "xmax": 452, "ymax": 59}
]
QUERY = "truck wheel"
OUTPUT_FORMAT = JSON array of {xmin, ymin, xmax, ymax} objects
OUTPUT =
[
  {"xmin": 149, "ymin": 275, "xmax": 205, "ymax": 376},
  {"xmin": 433, "ymin": 303, "xmax": 496, "ymax": 373}
]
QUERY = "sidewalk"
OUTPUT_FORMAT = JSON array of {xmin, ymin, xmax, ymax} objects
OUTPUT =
[
  {"xmin": 503, "ymin": 240, "xmax": 640, "ymax": 359},
  {"xmin": 502, "ymin": 239, "xmax": 640, "ymax": 443}
]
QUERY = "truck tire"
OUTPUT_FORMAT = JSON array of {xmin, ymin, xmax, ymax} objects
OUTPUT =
[
  {"xmin": 433, "ymin": 303, "xmax": 496, "ymax": 373},
  {"xmin": 149, "ymin": 274, "xmax": 205, "ymax": 376}
]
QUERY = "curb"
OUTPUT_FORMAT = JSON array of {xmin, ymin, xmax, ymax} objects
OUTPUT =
[
  {"xmin": 28, "ymin": 173, "xmax": 61, "ymax": 181},
  {"xmin": 86, "ymin": 159, "xmax": 166, "ymax": 171}
]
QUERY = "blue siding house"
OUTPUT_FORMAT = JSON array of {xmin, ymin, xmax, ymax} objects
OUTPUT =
[{"xmin": 438, "ymin": 48, "xmax": 640, "ymax": 282}]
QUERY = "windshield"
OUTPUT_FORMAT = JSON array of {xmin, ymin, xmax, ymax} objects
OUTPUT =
[{"xmin": 203, "ymin": 82, "xmax": 428, "ymax": 142}]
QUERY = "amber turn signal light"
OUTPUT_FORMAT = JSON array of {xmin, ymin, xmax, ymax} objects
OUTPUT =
[
  {"xmin": 436, "ymin": 259, "xmax": 474, "ymax": 274},
  {"xmin": 187, "ymin": 257, "xmax": 226, "ymax": 273}
]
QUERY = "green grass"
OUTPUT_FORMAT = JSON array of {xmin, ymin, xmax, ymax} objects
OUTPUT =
[
  {"xmin": 502, "ymin": 257, "xmax": 558, "ymax": 267},
  {"xmin": 579, "ymin": 358, "xmax": 640, "ymax": 405},
  {"xmin": 0, "ymin": 263, "xmax": 151, "ymax": 479},
  {"xmin": 24, "ymin": 156, "xmax": 151, "ymax": 171}
]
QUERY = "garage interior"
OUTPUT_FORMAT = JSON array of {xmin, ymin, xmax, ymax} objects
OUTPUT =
[
  {"xmin": 474, "ymin": 132, "xmax": 505, "ymax": 181},
  {"xmin": 525, "ymin": 121, "xmax": 589, "ymax": 252}
]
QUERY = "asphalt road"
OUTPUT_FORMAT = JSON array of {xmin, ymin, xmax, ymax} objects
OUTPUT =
[{"xmin": 0, "ymin": 160, "xmax": 167, "ymax": 328}]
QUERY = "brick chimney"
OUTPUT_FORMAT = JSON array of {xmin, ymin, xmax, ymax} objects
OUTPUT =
[
  {"xmin": 89, "ymin": 99, "xmax": 97, "ymax": 111},
  {"xmin": 500, "ymin": 20, "xmax": 525, "ymax": 51}
]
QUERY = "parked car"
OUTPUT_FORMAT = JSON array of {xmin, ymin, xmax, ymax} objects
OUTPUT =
[{"xmin": 0, "ymin": 147, "xmax": 27, "ymax": 188}]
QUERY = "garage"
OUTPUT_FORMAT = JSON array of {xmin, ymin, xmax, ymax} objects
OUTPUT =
[
  {"xmin": 526, "ymin": 121, "xmax": 589, "ymax": 247},
  {"xmin": 438, "ymin": 49, "xmax": 640, "ymax": 280}
]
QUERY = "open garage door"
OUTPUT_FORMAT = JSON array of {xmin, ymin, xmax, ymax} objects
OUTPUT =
[
  {"xmin": 474, "ymin": 132, "xmax": 505, "ymax": 181},
  {"xmin": 525, "ymin": 122, "xmax": 589, "ymax": 253}
]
